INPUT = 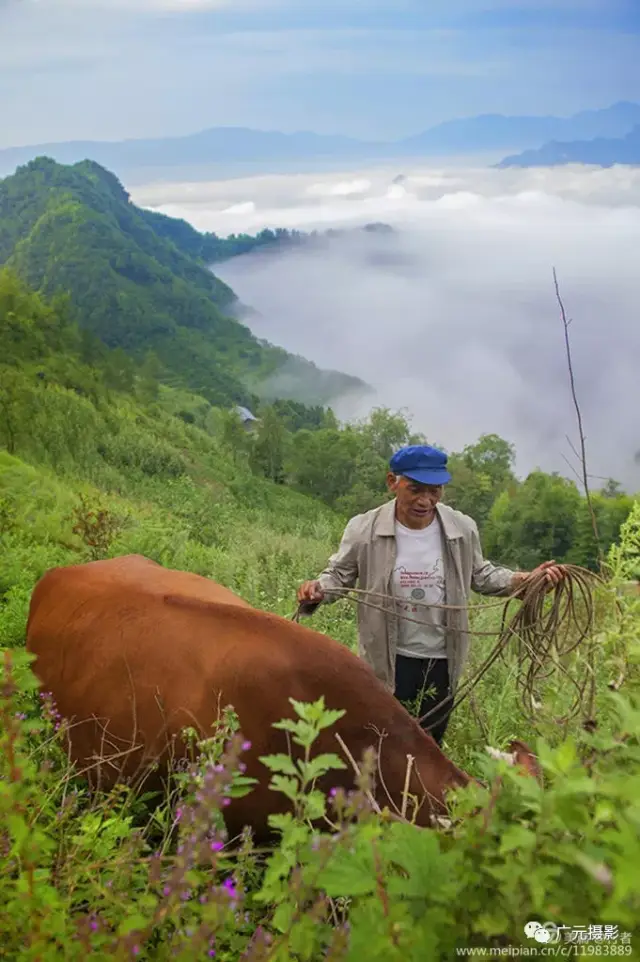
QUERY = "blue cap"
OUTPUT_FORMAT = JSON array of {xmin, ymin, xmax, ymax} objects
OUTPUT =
[{"xmin": 389, "ymin": 445, "xmax": 451, "ymax": 485}]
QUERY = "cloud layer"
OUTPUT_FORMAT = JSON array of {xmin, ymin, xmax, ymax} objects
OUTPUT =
[{"xmin": 133, "ymin": 163, "xmax": 640, "ymax": 490}]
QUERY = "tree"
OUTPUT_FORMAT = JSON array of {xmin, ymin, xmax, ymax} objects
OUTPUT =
[
  {"xmin": 446, "ymin": 434, "xmax": 517, "ymax": 530},
  {"xmin": 566, "ymin": 491, "xmax": 635, "ymax": 571},
  {"xmin": 219, "ymin": 408, "xmax": 253, "ymax": 464},
  {"xmin": 361, "ymin": 407, "xmax": 415, "ymax": 461},
  {"xmin": 251, "ymin": 406, "xmax": 289, "ymax": 483},
  {"xmin": 103, "ymin": 348, "xmax": 136, "ymax": 394},
  {"xmin": 286, "ymin": 427, "xmax": 362, "ymax": 506},
  {"xmin": 0, "ymin": 369, "xmax": 24, "ymax": 454},
  {"xmin": 483, "ymin": 471, "xmax": 582, "ymax": 570},
  {"xmin": 137, "ymin": 350, "xmax": 163, "ymax": 404}
]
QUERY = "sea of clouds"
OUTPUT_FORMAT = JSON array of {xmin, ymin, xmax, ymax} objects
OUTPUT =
[{"xmin": 131, "ymin": 163, "xmax": 640, "ymax": 490}]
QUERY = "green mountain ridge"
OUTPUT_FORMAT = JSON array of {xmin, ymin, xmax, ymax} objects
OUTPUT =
[{"xmin": 0, "ymin": 156, "xmax": 368, "ymax": 409}]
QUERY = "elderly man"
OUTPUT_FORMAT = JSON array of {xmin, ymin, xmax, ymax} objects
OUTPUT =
[{"xmin": 297, "ymin": 444, "xmax": 566, "ymax": 745}]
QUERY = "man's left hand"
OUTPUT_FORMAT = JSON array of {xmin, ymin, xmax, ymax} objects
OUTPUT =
[{"xmin": 512, "ymin": 560, "xmax": 568, "ymax": 594}]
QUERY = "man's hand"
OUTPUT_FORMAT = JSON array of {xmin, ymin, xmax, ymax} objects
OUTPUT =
[
  {"xmin": 511, "ymin": 560, "xmax": 568, "ymax": 595},
  {"xmin": 297, "ymin": 580, "xmax": 325, "ymax": 605}
]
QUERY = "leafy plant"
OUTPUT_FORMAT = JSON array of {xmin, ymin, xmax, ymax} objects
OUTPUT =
[{"xmin": 70, "ymin": 494, "xmax": 128, "ymax": 560}]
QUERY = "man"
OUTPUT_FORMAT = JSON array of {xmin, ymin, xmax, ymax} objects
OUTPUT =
[{"xmin": 297, "ymin": 444, "xmax": 566, "ymax": 746}]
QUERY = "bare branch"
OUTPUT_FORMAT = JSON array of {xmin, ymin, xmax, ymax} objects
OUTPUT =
[
  {"xmin": 553, "ymin": 268, "xmax": 602, "ymax": 568},
  {"xmin": 560, "ymin": 452, "xmax": 584, "ymax": 486}
]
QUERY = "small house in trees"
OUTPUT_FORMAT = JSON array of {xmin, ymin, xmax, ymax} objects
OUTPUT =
[{"xmin": 235, "ymin": 405, "xmax": 259, "ymax": 433}]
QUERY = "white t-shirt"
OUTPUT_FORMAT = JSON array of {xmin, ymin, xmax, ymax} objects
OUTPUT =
[{"xmin": 393, "ymin": 518, "xmax": 447, "ymax": 659}]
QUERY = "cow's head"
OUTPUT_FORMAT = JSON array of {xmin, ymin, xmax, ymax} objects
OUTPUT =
[{"xmin": 485, "ymin": 739, "xmax": 543, "ymax": 781}]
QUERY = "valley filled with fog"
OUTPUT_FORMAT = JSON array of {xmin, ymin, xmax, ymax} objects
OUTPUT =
[{"xmin": 132, "ymin": 163, "xmax": 640, "ymax": 490}]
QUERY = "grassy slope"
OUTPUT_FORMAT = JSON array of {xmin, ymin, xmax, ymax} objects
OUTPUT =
[
  {"xmin": 0, "ymin": 379, "xmax": 358, "ymax": 652},
  {"xmin": 0, "ymin": 376, "xmax": 629, "ymax": 767}
]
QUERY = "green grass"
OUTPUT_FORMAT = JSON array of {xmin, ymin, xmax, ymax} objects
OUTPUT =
[{"xmin": 2, "ymin": 449, "xmax": 640, "ymax": 958}]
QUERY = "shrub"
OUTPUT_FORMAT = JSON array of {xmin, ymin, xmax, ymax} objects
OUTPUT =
[{"xmin": 1, "ymin": 648, "xmax": 639, "ymax": 960}]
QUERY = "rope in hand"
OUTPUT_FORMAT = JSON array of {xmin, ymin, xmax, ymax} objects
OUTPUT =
[{"xmin": 291, "ymin": 563, "xmax": 605, "ymax": 730}]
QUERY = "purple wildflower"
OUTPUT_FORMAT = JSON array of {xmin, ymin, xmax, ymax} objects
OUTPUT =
[
  {"xmin": 241, "ymin": 740, "xmax": 251, "ymax": 751},
  {"xmin": 223, "ymin": 877, "xmax": 238, "ymax": 901}
]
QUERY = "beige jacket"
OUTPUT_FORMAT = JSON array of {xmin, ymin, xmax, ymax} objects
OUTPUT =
[{"xmin": 309, "ymin": 499, "xmax": 516, "ymax": 693}]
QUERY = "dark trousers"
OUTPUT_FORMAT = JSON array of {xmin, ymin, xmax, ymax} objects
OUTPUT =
[{"xmin": 394, "ymin": 655, "xmax": 453, "ymax": 746}]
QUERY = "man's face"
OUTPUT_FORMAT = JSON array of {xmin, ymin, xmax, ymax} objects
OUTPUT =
[{"xmin": 387, "ymin": 473, "xmax": 444, "ymax": 526}]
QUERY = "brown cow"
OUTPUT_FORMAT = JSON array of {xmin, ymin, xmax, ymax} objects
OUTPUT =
[{"xmin": 25, "ymin": 554, "xmax": 534, "ymax": 842}]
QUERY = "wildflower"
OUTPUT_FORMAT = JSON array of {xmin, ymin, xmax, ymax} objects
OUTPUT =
[
  {"xmin": 223, "ymin": 877, "xmax": 238, "ymax": 901},
  {"xmin": 163, "ymin": 885, "xmax": 171, "ymax": 897},
  {"xmin": 329, "ymin": 787, "xmax": 338, "ymax": 797},
  {"xmin": 210, "ymin": 840, "xmax": 224, "ymax": 852},
  {"xmin": 241, "ymin": 740, "xmax": 251, "ymax": 751}
]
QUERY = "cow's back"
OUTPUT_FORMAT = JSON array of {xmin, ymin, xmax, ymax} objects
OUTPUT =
[
  {"xmin": 26, "ymin": 555, "xmax": 255, "ymax": 782},
  {"xmin": 26, "ymin": 554, "xmax": 469, "ymax": 840}
]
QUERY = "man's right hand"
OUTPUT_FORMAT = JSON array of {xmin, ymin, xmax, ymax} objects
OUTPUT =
[{"xmin": 297, "ymin": 580, "xmax": 325, "ymax": 605}]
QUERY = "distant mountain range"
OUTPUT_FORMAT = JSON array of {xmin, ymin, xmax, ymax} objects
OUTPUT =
[
  {"xmin": 497, "ymin": 124, "xmax": 640, "ymax": 168},
  {"xmin": 1, "ymin": 102, "xmax": 639, "ymax": 177}
]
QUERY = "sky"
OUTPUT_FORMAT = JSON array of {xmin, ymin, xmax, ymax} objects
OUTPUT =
[
  {"xmin": 131, "ymin": 162, "xmax": 640, "ymax": 490},
  {"xmin": 1, "ymin": 0, "xmax": 640, "ymax": 148}
]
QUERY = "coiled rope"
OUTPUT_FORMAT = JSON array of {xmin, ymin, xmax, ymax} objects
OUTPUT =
[{"xmin": 292, "ymin": 564, "xmax": 604, "ymax": 730}]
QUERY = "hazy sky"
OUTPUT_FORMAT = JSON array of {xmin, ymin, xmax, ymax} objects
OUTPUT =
[
  {"xmin": 1, "ymin": 0, "xmax": 639, "ymax": 148},
  {"xmin": 132, "ymin": 163, "xmax": 640, "ymax": 489}
]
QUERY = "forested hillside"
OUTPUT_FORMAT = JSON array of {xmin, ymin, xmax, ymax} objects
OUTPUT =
[
  {"xmin": 0, "ymin": 157, "xmax": 366, "ymax": 407},
  {"xmin": 141, "ymin": 211, "xmax": 394, "ymax": 265},
  {"xmin": 1, "ymin": 266, "xmax": 635, "ymax": 594}
]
